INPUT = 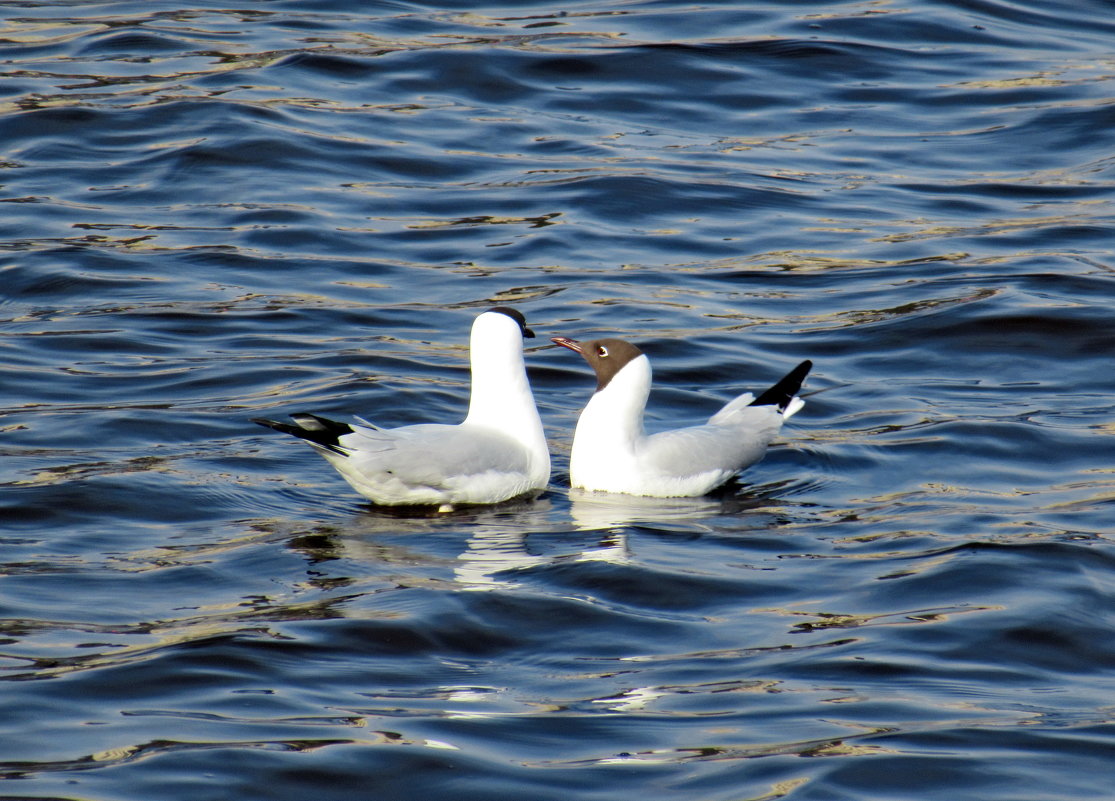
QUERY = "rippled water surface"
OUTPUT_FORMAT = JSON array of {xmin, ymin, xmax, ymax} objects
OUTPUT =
[{"xmin": 3, "ymin": 1, "xmax": 1115, "ymax": 798}]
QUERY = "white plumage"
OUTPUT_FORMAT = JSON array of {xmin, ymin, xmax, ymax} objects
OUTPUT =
[
  {"xmin": 553, "ymin": 336, "xmax": 810, "ymax": 498},
  {"xmin": 255, "ymin": 308, "xmax": 549, "ymax": 507}
]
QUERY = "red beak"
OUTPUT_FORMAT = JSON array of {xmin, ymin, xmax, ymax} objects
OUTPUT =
[{"xmin": 551, "ymin": 336, "xmax": 583, "ymax": 354}]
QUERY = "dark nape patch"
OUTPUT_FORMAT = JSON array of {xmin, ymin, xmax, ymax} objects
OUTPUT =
[{"xmin": 488, "ymin": 306, "xmax": 535, "ymax": 338}]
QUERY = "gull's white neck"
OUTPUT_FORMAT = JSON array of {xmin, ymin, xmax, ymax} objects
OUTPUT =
[
  {"xmin": 463, "ymin": 315, "xmax": 547, "ymax": 458},
  {"xmin": 571, "ymin": 354, "xmax": 651, "ymax": 464}
]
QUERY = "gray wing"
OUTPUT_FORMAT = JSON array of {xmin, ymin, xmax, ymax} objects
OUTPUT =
[
  {"xmin": 640, "ymin": 407, "xmax": 786, "ymax": 478},
  {"xmin": 340, "ymin": 423, "xmax": 532, "ymax": 487}
]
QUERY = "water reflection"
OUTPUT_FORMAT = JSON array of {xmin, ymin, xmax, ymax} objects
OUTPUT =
[
  {"xmin": 275, "ymin": 484, "xmax": 808, "ymax": 591},
  {"xmin": 571, "ymin": 488, "xmax": 728, "ymax": 531},
  {"xmin": 454, "ymin": 525, "xmax": 630, "ymax": 590},
  {"xmin": 308, "ymin": 497, "xmax": 633, "ymax": 590},
  {"xmin": 568, "ymin": 485, "xmax": 778, "ymax": 531}
]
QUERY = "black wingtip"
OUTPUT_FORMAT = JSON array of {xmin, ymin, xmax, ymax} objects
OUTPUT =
[
  {"xmin": 749, "ymin": 359, "xmax": 813, "ymax": 410},
  {"xmin": 252, "ymin": 413, "xmax": 354, "ymax": 456}
]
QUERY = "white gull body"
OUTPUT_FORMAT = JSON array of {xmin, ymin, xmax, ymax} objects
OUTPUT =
[
  {"xmin": 254, "ymin": 308, "xmax": 550, "ymax": 507},
  {"xmin": 553, "ymin": 336, "xmax": 811, "ymax": 498}
]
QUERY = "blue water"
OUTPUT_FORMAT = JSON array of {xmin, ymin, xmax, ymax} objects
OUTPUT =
[{"xmin": 3, "ymin": 1, "xmax": 1115, "ymax": 798}]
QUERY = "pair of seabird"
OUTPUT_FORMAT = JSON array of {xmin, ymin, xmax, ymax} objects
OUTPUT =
[{"xmin": 253, "ymin": 307, "xmax": 811, "ymax": 508}]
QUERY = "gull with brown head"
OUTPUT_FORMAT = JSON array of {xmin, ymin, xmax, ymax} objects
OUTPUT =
[{"xmin": 553, "ymin": 334, "xmax": 810, "ymax": 498}]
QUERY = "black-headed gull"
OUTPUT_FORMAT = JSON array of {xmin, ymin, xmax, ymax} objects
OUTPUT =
[
  {"xmin": 254, "ymin": 307, "xmax": 549, "ymax": 508},
  {"xmin": 552, "ymin": 336, "xmax": 811, "ymax": 497}
]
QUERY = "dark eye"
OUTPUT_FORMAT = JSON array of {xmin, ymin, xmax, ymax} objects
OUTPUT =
[{"xmin": 597, "ymin": 345, "xmax": 609, "ymax": 357}]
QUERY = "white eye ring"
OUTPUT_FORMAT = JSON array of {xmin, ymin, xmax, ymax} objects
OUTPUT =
[{"xmin": 597, "ymin": 345, "xmax": 609, "ymax": 357}]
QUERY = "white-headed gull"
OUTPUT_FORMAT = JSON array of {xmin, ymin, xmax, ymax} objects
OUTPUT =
[
  {"xmin": 552, "ymin": 336, "xmax": 811, "ymax": 497},
  {"xmin": 254, "ymin": 307, "xmax": 550, "ymax": 508}
]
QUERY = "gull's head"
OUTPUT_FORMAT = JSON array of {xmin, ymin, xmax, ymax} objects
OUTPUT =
[
  {"xmin": 471, "ymin": 307, "xmax": 535, "ymax": 356},
  {"xmin": 476, "ymin": 306, "xmax": 535, "ymax": 340},
  {"xmin": 552, "ymin": 336, "xmax": 645, "ymax": 392}
]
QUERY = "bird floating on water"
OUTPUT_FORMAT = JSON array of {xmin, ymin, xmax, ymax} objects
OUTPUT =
[
  {"xmin": 254, "ymin": 307, "xmax": 549, "ymax": 509},
  {"xmin": 552, "ymin": 335, "xmax": 811, "ymax": 498}
]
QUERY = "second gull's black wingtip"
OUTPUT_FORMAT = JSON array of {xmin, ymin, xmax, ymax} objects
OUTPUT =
[{"xmin": 749, "ymin": 359, "xmax": 813, "ymax": 410}]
